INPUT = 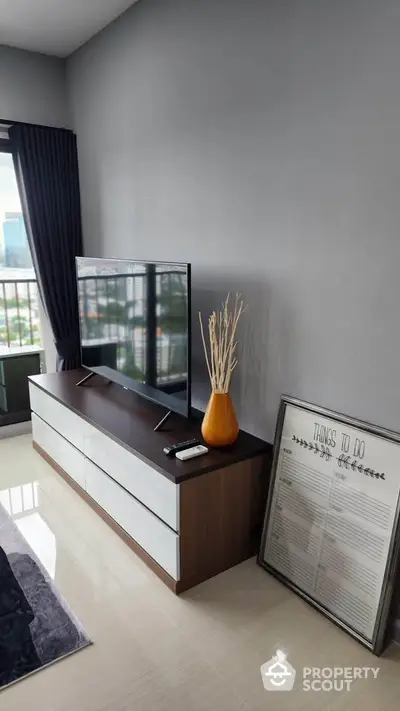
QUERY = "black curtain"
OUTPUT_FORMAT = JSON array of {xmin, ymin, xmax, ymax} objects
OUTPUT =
[{"xmin": 10, "ymin": 124, "xmax": 83, "ymax": 371}]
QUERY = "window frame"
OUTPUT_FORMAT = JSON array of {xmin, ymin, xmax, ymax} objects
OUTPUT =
[{"xmin": 0, "ymin": 138, "xmax": 11, "ymax": 154}]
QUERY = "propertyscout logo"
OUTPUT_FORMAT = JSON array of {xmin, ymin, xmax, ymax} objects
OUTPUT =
[
  {"xmin": 260, "ymin": 651, "xmax": 379, "ymax": 692},
  {"xmin": 261, "ymin": 650, "xmax": 296, "ymax": 691}
]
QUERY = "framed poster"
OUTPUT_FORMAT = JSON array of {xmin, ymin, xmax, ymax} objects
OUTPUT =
[{"xmin": 258, "ymin": 396, "xmax": 400, "ymax": 655}]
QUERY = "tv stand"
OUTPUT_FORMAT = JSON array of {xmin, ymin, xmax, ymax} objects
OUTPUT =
[
  {"xmin": 154, "ymin": 410, "xmax": 172, "ymax": 432},
  {"xmin": 28, "ymin": 369, "xmax": 271, "ymax": 593}
]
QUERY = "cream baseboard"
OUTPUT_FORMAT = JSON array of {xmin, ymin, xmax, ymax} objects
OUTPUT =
[{"xmin": 0, "ymin": 421, "xmax": 32, "ymax": 439}]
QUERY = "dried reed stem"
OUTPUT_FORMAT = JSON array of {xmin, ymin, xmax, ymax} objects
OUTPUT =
[{"xmin": 199, "ymin": 293, "xmax": 246, "ymax": 394}]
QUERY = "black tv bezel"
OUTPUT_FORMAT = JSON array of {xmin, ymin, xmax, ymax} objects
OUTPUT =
[{"xmin": 75, "ymin": 256, "xmax": 192, "ymax": 419}]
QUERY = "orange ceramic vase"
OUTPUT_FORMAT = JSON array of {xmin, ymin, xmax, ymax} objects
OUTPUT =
[{"xmin": 201, "ymin": 392, "xmax": 239, "ymax": 448}]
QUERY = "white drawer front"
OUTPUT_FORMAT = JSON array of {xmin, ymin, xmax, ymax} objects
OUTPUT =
[
  {"xmin": 29, "ymin": 383, "xmax": 90, "ymax": 452},
  {"xmin": 32, "ymin": 413, "xmax": 86, "ymax": 490},
  {"xmin": 85, "ymin": 459, "xmax": 179, "ymax": 580},
  {"xmin": 84, "ymin": 429, "xmax": 178, "ymax": 531}
]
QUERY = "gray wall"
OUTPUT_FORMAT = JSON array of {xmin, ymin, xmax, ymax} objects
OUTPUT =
[
  {"xmin": 67, "ymin": 0, "xmax": 400, "ymax": 441},
  {"xmin": 0, "ymin": 45, "xmax": 70, "ymax": 127}
]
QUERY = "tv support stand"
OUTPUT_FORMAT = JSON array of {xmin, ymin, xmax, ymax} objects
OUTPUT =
[
  {"xmin": 76, "ymin": 371, "xmax": 96, "ymax": 387},
  {"xmin": 154, "ymin": 410, "xmax": 172, "ymax": 432},
  {"xmin": 76, "ymin": 374, "xmax": 173, "ymax": 432},
  {"xmin": 77, "ymin": 374, "xmax": 174, "ymax": 432},
  {"xmin": 76, "ymin": 371, "xmax": 111, "ymax": 387}
]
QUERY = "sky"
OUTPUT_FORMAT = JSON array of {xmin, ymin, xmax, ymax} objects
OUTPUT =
[{"xmin": 0, "ymin": 152, "xmax": 23, "ymax": 247}]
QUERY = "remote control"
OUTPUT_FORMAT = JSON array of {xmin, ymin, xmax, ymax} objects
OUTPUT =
[
  {"xmin": 163, "ymin": 438, "xmax": 201, "ymax": 457},
  {"xmin": 176, "ymin": 445, "xmax": 209, "ymax": 461}
]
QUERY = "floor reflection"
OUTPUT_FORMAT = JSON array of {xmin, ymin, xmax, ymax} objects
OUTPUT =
[{"xmin": 0, "ymin": 481, "xmax": 56, "ymax": 579}]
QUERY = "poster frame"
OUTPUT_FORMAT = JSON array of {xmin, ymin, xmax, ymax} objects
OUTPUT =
[{"xmin": 257, "ymin": 395, "xmax": 400, "ymax": 655}]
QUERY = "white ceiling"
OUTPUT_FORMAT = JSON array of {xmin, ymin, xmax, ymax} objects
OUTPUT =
[{"xmin": 0, "ymin": 0, "xmax": 139, "ymax": 57}]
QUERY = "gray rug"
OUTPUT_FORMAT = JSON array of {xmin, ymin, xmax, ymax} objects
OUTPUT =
[{"xmin": 0, "ymin": 502, "xmax": 91, "ymax": 691}]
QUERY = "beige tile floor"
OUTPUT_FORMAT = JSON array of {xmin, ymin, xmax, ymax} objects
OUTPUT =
[{"xmin": 1, "ymin": 433, "xmax": 399, "ymax": 710}]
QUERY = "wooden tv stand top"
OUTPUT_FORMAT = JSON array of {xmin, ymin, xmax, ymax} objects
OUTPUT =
[{"xmin": 29, "ymin": 370, "xmax": 270, "ymax": 484}]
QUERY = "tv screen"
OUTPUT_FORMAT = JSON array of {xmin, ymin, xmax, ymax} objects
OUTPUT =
[{"xmin": 76, "ymin": 257, "xmax": 191, "ymax": 418}]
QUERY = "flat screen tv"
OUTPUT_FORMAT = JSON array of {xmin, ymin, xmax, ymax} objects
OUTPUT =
[{"xmin": 76, "ymin": 257, "xmax": 191, "ymax": 421}]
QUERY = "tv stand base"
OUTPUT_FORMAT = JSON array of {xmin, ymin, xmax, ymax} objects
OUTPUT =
[
  {"xmin": 76, "ymin": 371, "xmax": 96, "ymax": 387},
  {"xmin": 76, "ymin": 372, "xmax": 111, "ymax": 387},
  {"xmin": 154, "ymin": 410, "xmax": 172, "ymax": 432}
]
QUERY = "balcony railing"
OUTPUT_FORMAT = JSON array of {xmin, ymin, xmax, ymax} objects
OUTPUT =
[{"xmin": 0, "ymin": 279, "xmax": 42, "ymax": 348}]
